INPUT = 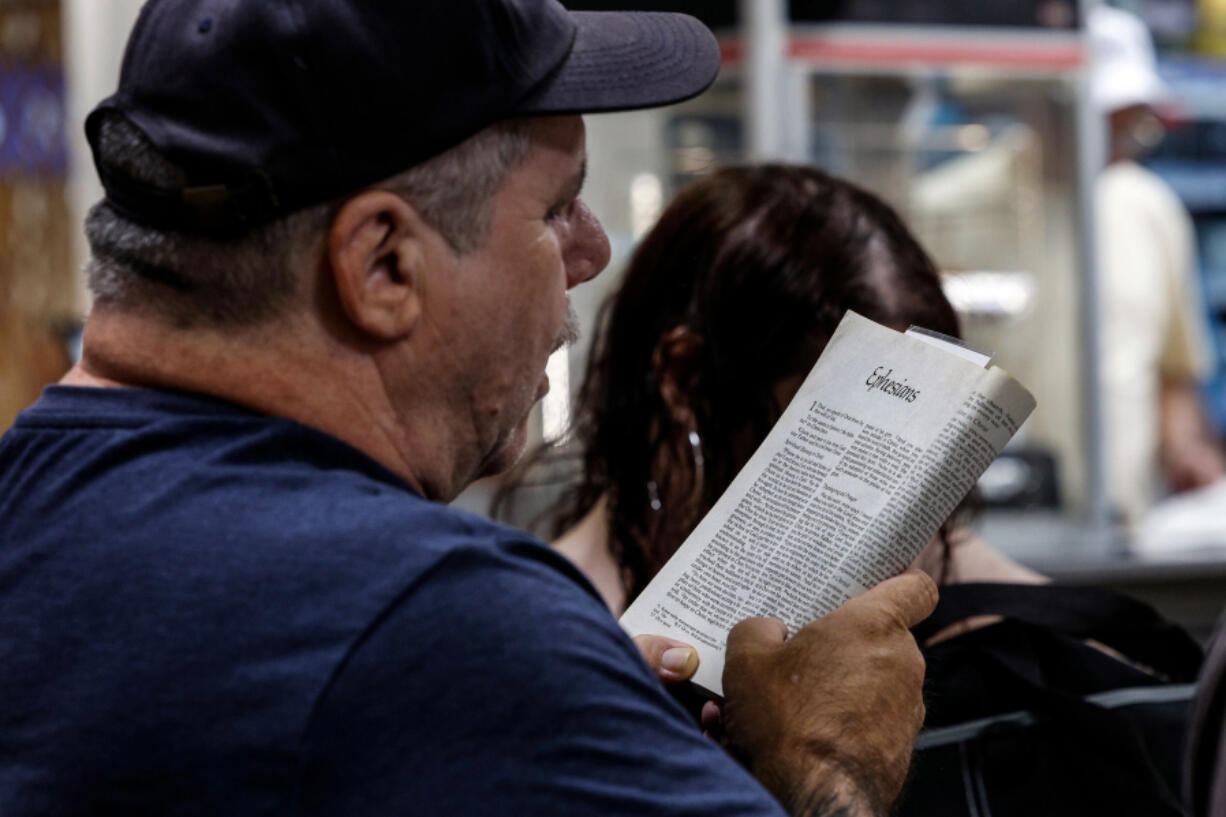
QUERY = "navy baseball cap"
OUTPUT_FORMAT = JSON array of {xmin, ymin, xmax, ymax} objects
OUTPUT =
[{"xmin": 86, "ymin": 0, "xmax": 720, "ymax": 235}]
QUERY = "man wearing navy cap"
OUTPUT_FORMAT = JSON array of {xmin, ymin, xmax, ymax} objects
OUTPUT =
[{"xmin": 0, "ymin": 2, "xmax": 934, "ymax": 815}]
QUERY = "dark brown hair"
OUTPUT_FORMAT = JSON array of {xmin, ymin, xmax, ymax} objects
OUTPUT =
[{"xmin": 500, "ymin": 164, "xmax": 962, "ymax": 603}]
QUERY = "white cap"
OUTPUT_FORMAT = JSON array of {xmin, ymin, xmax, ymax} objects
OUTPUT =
[{"xmin": 1088, "ymin": 5, "xmax": 1171, "ymax": 114}]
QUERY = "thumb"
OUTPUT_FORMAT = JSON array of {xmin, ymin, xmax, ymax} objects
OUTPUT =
[
  {"xmin": 632, "ymin": 634, "xmax": 700, "ymax": 683},
  {"xmin": 851, "ymin": 569, "xmax": 939, "ymax": 629}
]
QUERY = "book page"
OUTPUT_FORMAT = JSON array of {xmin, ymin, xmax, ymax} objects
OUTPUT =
[{"xmin": 620, "ymin": 312, "xmax": 1035, "ymax": 696}]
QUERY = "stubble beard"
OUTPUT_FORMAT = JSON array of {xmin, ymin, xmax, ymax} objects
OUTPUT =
[
  {"xmin": 555, "ymin": 300, "xmax": 581, "ymax": 352},
  {"xmin": 481, "ymin": 301, "xmax": 582, "ymax": 480}
]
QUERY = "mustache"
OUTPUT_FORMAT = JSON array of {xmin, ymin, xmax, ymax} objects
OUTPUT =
[{"xmin": 554, "ymin": 302, "xmax": 580, "ymax": 351}]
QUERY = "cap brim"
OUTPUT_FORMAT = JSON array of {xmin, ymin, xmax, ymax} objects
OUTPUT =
[{"xmin": 514, "ymin": 11, "xmax": 720, "ymax": 115}]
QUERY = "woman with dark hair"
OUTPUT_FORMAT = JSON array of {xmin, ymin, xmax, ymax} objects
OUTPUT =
[
  {"xmin": 500, "ymin": 163, "xmax": 1201, "ymax": 816},
  {"xmin": 505, "ymin": 163, "xmax": 1040, "ymax": 615}
]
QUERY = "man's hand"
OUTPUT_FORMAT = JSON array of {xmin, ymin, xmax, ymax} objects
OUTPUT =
[
  {"xmin": 721, "ymin": 571, "xmax": 938, "ymax": 817},
  {"xmin": 633, "ymin": 634, "xmax": 700, "ymax": 684}
]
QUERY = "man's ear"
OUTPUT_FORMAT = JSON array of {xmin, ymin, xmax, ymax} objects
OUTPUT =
[
  {"xmin": 651, "ymin": 325, "xmax": 706, "ymax": 426},
  {"xmin": 328, "ymin": 191, "xmax": 433, "ymax": 341}
]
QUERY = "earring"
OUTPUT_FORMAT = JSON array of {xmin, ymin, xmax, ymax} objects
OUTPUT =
[
  {"xmin": 688, "ymin": 430, "xmax": 704, "ymax": 473},
  {"xmin": 687, "ymin": 428, "xmax": 705, "ymax": 505},
  {"xmin": 646, "ymin": 428, "xmax": 704, "ymax": 515},
  {"xmin": 647, "ymin": 480, "xmax": 662, "ymax": 512}
]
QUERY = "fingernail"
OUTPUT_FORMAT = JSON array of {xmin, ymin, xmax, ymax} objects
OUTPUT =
[{"xmin": 661, "ymin": 647, "xmax": 697, "ymax": 674}]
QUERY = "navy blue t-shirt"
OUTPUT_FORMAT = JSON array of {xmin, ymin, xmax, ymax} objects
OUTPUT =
[{"xmin": 0, "ymin": 386, "xmax": 784, "ymax": 816}]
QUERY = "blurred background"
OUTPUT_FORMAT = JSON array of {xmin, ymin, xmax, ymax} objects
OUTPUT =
[{"xmin": 5, "ymin": 0, "xmax": 1226, "ymax": 637}]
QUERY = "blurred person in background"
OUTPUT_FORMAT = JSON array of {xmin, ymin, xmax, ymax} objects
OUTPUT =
[
  {"xmin": 1091, "ymin": 4, "xmax": 1226, "ymax": 521},
  {"xmin": 1102, "ymin": 11, "xmax": 1226, "ymax": 817}
]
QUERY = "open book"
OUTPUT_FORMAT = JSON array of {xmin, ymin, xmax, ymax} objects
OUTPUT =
[{"xmin": 620, "ymin": 311, "xmax": 1036, "ymax": 697}]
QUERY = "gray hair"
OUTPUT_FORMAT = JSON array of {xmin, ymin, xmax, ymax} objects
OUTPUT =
[{"xmin": 86, "ymin": 114, "xmax": 530, "ymax": 328}]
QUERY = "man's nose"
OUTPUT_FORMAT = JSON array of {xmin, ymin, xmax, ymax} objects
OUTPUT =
[{"xmin": 565, "ymin": 200, "xmax": 612, "ymax": 289}]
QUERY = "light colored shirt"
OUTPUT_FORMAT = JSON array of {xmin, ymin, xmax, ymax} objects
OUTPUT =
[{"xmin": 1097, "ymin": 160, "xmax": 1215, "ymax": 521}]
